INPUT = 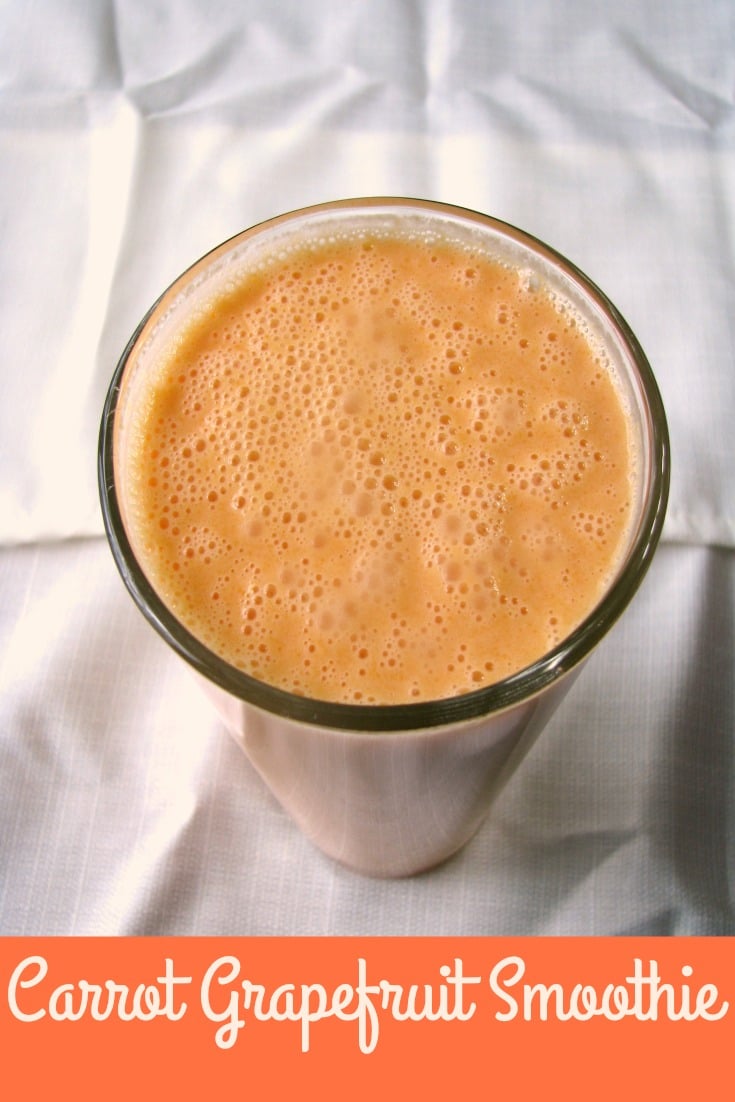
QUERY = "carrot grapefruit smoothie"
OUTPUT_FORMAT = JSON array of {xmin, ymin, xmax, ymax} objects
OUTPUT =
[{"xmin": 121, "ymin": 223, "xmax": 635, "ymax": 705}]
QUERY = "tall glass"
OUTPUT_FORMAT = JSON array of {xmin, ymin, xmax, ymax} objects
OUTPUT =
[{"xmin": 99, "ymin": 198, "xmax": 669, "ymax": 877}]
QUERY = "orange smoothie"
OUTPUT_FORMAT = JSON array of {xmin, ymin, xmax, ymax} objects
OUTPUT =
[{"xmin": 123, "ymin": 229, "xmax": 634, "ymax": 704}]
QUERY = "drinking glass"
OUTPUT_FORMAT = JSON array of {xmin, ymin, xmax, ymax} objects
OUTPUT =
[{"xmin": 99, "ymin": 198, "xmax": 669, "ymax": 877}]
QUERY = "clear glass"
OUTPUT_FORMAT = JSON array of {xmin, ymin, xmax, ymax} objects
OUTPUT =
[{"xmin": 99, "ymin": 198, "xmax": 670, "ymax": 876}]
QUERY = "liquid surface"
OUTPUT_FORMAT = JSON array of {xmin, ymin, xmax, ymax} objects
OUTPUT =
[{"xmin": 124, "ymin": 231, "xmax": 634, "ymax": 703}]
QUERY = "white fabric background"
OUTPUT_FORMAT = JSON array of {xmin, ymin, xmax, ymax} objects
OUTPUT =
[{"xmin": 1, "ymin": 0, "xmax": 733, "ymax": 935}]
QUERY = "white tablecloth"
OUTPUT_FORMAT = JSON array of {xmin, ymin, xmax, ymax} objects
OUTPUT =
[{"xmin": 1, "ymin": 0, "xmax": 733, "ymax": 935}]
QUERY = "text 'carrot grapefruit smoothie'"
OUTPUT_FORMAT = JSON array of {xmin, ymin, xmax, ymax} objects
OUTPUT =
[{"xmin": 122, "ymin": 226, "xmax": 634, "ymax": 705}]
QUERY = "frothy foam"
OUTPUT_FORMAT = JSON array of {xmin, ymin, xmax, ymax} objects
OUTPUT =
[{"xmin": 122, "ymin": 225, "xmax": 634, "ymax": 704}]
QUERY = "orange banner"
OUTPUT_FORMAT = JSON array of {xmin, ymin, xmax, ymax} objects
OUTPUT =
[{"xmin": 1, "ymin": 937, "xmax": 732, "ymax": 1099}]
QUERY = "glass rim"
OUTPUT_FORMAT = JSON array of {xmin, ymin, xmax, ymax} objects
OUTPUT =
[{"xmin": 98, "ymin": 196, "xmax": 670, "ymax": 733}]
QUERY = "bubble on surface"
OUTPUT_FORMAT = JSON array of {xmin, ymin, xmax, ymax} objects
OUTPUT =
[{"xmin": 126, "ymin": 230, "xmax": 635, "ymax": 703}]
